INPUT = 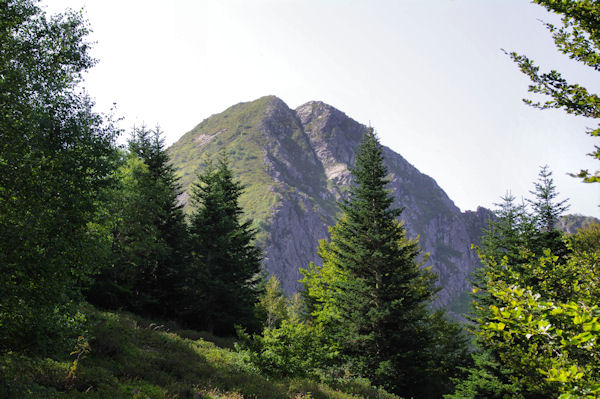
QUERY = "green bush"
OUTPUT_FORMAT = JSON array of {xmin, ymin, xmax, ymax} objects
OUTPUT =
[{"xmin": 237, "ymin": 319, "xmax": 339, "ymax": 378}]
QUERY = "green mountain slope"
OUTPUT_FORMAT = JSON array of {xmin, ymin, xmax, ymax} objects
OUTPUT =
[{"xmin": 170, "ymin": 97, "xmax": 282, "ymax": 241}]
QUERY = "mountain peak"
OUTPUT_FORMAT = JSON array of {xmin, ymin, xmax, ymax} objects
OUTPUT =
[
  {"xmin": 249, "ymin": 95, "xmax": 289, "ymax": 112},
  {"xmin": 169, "ymin": 96, "xmax": 491, "ymax": 313},
  {"xmin": 295, "ymin": 100, "xmax": 348, "ymax": 126},
  {"xmin": 296, "ymin": 100, "xmax": 366, "ymax": 169}
]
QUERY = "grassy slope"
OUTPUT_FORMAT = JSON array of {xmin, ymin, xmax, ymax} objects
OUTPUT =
[
  {"xmin": 168, "ymin": 95, "xmax": 338, "ymax": 247},
  {"xmin": 1, "ymin": 307, "xmax": 398, "ymax": 399},
  {"xmin": 168, "ymin": 96, "xmax": 283, "ymax": 243}
]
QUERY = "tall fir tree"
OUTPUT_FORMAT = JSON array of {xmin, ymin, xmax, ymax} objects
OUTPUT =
[
  {"xmin": 471, "ymin": 193, "xmax": 536, "ymax": 308},
  {"xmin": 528, "ymin": 165, "xmax": 570, "ymax": 258},
  {"xmin": 452, "ymin": 195, "xmax": 536, "ymax": 399},
  {"xmin": 186, "ymin": 157, "xmax": 263, "ymax": 335},
  {"xmin": 528, "ymin": 165, "xmax": 570, "ymax": 233},
  {"xmin": 302, "ymin": 129, "xmax": 467, "ymax": 397},
  {"xmin": 86, "ymin": 126, "xmax": 187, "ymax": 317},
  {"xmin": 127, "ymin": 126, "xmax": 188, "ymax": 316},
  {"xmin": 472, "ymin": 167, "xmax": 570, "ymax": 306}
]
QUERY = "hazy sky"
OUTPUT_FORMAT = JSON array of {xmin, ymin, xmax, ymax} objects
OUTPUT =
[{"xmin": 42, "ymin": 0, "xmax": 599, "ymax": 217}]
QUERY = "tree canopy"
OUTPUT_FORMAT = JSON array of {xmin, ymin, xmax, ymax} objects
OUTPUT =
[
  {"xmin": 0, "ymin": 0, "xmax": 119, "ymax": 354},
  {"xmin": 509, "ymin": 0, "xmax": 600, "ymax": 182}
]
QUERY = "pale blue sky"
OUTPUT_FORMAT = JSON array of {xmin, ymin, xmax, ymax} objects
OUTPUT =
[{"xmin": 43, "ymin": 0, "xmax": 599, "ymax": 217}]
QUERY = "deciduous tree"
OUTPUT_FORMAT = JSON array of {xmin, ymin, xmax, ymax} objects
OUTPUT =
[
  {"xmin": 509, "ymin": 0, "xmax": 600, "ymax": 182},
  {"xmin": 0, "ymin": 0, "xmax": 119, "ymax": 354}
]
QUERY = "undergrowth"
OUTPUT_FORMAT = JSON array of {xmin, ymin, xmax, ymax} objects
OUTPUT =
[{"xmin": 0, "ymin": 307, "xmax": 398, "ymax": 399}]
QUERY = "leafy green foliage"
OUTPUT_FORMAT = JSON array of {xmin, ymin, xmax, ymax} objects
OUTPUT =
[
  {"xmin": 477, "ymin": 246, "xmax": 600, "ymax": 397},
  {"xmin": 255, "ymin": 276, "xmax": 289, "ymax": 330},
  {"xmin": 508, "ymin": 0, "xmax": 600, "ymax": 182},
  {"xmin": 86, "ymin": 155, "xmax": 162, "ymax": 311},
  {"xmin": 0, "ymin": 0, "xmax": 119, "ymax": 355},
  {"xmin": 237, "ymin": 277, "xmax": 341, "ymax": 380},
  {"xmin": 186, "ymin": 157, "xmax": 264, "ymax": 335},
  {"xmin": 570, "ymin": 222, "xmax": 600, "ymax": 255},
  {"xmin": 238, "ymin": 319, "xmax": 338, "ymax": 380},
  {"xmin": 455, "ymin": 172, "xmax": 598, "ymax": 398}
]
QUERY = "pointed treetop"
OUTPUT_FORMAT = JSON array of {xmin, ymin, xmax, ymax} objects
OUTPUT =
[{"xmin": 527, "ymin": 165, "xmax": 570, "ymax": 232}]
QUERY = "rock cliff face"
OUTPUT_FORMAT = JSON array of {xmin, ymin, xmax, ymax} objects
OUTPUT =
[{"xmin": 169, "ymin": 96, "xmax": 491, "ymax": 313}]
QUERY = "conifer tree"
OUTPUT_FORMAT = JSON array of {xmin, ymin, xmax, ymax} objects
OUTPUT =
[
  {"xmin": 472, "ymin": 167, "xmax": 569, "ymax": 305},
  {"xmin": 453, "ymin": 195, "xmax": 536, "ymax": 399},
  {"xmin": 528, "ymin": 166, "xmax": 570, "ymax": 233},
  {"xmin": 528, "ymin": 165, "xmax": 570, "ymax": 258},
  {"xmin": 87, "ymin": 126, "xmax": 187, "ymax": 316},
  {"xmin": 471, "ymin": 194, "xmax": 535, "ymax": 308},
  {"xmin": 86, "ymin": 156, "xmax": 162, "ymax": 311},
  {"xmin": 186, "ymin": 157, "xmax": 263, "ymax": 335},
  {"xmin": 302, "ymin": 129, "xmax": 463, "ymax": 397},
  {"xmin": 127, "ymin": 126, "xmax": 188, "ymax": 315}
]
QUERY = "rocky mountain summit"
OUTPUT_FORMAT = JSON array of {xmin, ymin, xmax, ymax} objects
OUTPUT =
[{"xmin": 169, "ymin": 95, "xmax": 492, "ymax": 313}]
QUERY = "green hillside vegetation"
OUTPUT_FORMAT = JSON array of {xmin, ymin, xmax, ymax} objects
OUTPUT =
[
  {"xmin": 168, "ymin": 97, "xmax": 284, "ymax": 241},
  {"xmin": 1, "ymin": 306, "xmax": 397, "ymax": 399},
  {"xmin": 168, "ymin": 96, "xmax": 339, "ymax": 246}
]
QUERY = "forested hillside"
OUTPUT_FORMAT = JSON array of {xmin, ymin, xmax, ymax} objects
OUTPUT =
[{"xmin": 2, "ymin": 0, "xmax": 599, "ymax": 398}]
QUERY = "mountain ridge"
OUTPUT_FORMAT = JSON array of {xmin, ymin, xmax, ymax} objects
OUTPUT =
[{"xmin": 169, "ymin": 95, "xmax": 491, "ymax": 312}]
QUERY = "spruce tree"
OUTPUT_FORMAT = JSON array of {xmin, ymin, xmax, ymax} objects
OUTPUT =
[
  {"xmin": 86, "ymin": 126, "xmax": 187, "ymax": 317},
  {"xmin": 471, "ymin": 193, "xmax": 535, "ymax": 307},
  {"xmin": 127, "ymin": 126, "xmax": 188, "ymax": 316},
  {"xmin": 473, "ymin": 167, "xmax": 570, "ymax": 305},
  {"xmin": 527, "ymin": 165, "xmax": 570, "ymax": 258},
  {"xmin": 528, "ymin": 166, "xmax": 570, "ymax": 233},
  {"xmin": 302, "ymin": 129, "xmax": 462, "ymax": 397},
  {"xmin": 186, "ymin": 157, "xmax": 263, "ymax": 335},
  {"xmin": 454, "ymin": 195, "xmax": 536, "ymax": 399}
]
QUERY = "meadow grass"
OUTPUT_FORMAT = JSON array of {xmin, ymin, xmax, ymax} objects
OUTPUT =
[{"xmin": 0, "ymin": 307, "xmax": 398, "ymax": 399}]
